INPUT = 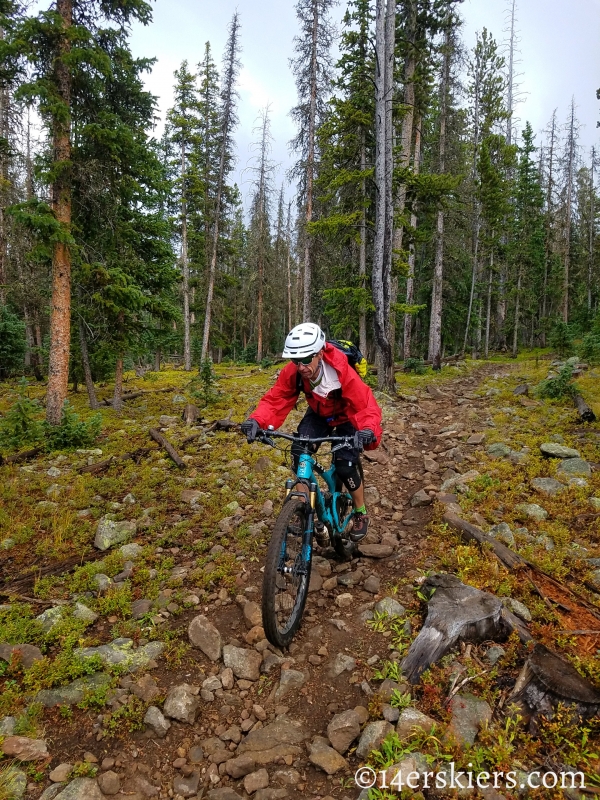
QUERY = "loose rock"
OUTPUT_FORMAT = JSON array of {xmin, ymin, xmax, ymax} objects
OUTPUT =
[
  {"xmin": 327, "ymin": 709, "xmax": 361, "ymax": 754},
  {"xmin": 223, "ymin": 645, "xmax": 262, "ymax": 681},
  {"xmin": 188, "ymin": 615, "xmax": 222, "ymax": 661},
  {"xmin": 514, "ymin": 502, "xmax": 548, "ymax": 522},
  {"xmin": 531, "ymin": 477, "xmax": 565, "ymax": 497},
  {"xmin": 356, "ymin": 721, "xmax": 394, "ymax": 760},
  {"xmin": 275, "ymin": 669, "xmax": 306, "ymax": 700},
  {"xmin": 94, "ymin": 517, "xmax": 137, "ymax": 551},
  {"xmin": 308, "ymin": 736, "xmax": 348, "ymax": 775},
  {"xmin": 1, "ymin": 736, "xmax": 48, "ymax": 761},
  {"xmin": 244, "ymin": 769, "xmax": 270, "ymax": 794},
  {"xmin": 396, "ymin": 708, "xmax": 436, "ymax": 739},
  {"xmin": 540, "ymin": 443, "xmax": 580, "ymax": 459},
  {"xmin": 163, "ymin": 683, "xmax": 200, "ymax": 724},
  {"xmin": 445, "ymin": 693, "xmax": 492, "ymax": 748},
  {"xmin": 144, "ymin": 706, "xmax": 171, "ymax": 737}
]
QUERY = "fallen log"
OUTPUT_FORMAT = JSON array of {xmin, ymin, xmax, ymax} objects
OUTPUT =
[
  {"xmin": 509, "ymin": 643, "xmax": 600, "ymax": 729},
  {"xmin": 0, "ymin": 446, "xmax": 44, "ymax": 467},
  {"xmin": 101, "ymin": 386, "xmax": 175, "ymax": 406},
  {"xmin": 442, "ymin": 512, "xmax": 530, "ymax": 571},
  {"xmin": 443, "ymin": 511, "xmax": 600, "ymax": 623},
  {"xmin": 402, "ymin": 574, "xmax": 532, "ymax": 684},
  {"xmin": 78, "ymin": 447, "xmax": 153, "ymax": 475},
  {"xmin": 149, "ymin": 428, "xmax": 185, "ymax": 468},
  {"xmin": 575, "ymin": 394, "xmax": 596, "ymax": 423}
]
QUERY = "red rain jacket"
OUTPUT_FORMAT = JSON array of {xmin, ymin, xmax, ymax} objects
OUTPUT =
[{"xmin": 250, "ymin": 343, "xmax": 382, "ymax": 448}]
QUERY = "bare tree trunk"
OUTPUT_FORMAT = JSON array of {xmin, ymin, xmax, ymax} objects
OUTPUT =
[
  {"xmin": 512, "ymin": 261, "xmax": 523, "ymax": 357},
  {"xmin": 484, "ymin": 248, "xmax": 493, "ymax": 358},
  {"xmin": 541, "ymin": 110, "xmax": 557, "ymax": 339},
  {"xmin": 113, "ymin": 354, "xmax": 124, "ymax": 412},
  {"xmin": 428, "ymin": 22, "xmax": 450, "ymax": 370},
  {"xmin": 201, "ymin": 13, "xmax": 240, "ymax": 359},
  {"xmin": 395, "ymin": 0, "xmax": 416, "ymax": 358},
  {"xmin": 78, "ymin": 315, "xmax": 99, "ymax": 409},
  {"xmin": 372, "ymin": 0, "xmax": 395, "ymax": 391},
  {"xmin": 359, "ymin": 134, "xmax": 367, "ymax": 355},
  {"xmin": 181, "ymin": 139, "xmax": 191, "ymax": 371},
  {"xmin": 154, "ymin": 350, "xmax": 161, "ymax": 372},
  {"xmin": 588, "ymin": 148, "xmax": 595, "ymax": 313},
  {"xmin": 403, "ymin": 115, "xmax": 421, "ymax": 360},
  {"xmin": 46, "ymin": 0, "xmax": 73, "ymax": 426},
  {"xmin": 562, "ymin": 99, "xmax": 576, "ymax": 323},
  {"xmin": 300, "ymin": 2, "xmax": 320, "ymax": 322},
  {"xmin": 286, "ymin": 201, "xmax": 293, "ymax": 332}
]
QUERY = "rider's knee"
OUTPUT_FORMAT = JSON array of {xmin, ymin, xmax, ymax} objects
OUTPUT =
[{"xmin": 335, "ymin": 459, "xmax": 362, "ymax": 491}]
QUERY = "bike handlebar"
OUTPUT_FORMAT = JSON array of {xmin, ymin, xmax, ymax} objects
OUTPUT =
[{"xmin": 258, "ymin": 429, "xmax": 354, "ymax": 445}]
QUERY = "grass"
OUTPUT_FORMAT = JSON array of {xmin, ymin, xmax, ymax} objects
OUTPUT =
[{"xmin": 1, "ymin": 352, "xmax": 599, "ymax": 789}]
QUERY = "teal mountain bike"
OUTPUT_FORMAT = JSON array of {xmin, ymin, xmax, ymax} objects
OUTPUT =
[{"xmin": 254, "ymin": 428, "xmax": 363, "ymax": 648}]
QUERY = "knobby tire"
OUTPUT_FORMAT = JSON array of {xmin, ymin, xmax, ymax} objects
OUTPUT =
[{"xmin": 262, "ymin": 498, "xmax": 311, "ymax": 648}]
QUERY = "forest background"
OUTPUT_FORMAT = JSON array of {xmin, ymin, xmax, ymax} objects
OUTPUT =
[{"xmin": 1, "ymin": 0, "xmax": 599, "ymax": 422}]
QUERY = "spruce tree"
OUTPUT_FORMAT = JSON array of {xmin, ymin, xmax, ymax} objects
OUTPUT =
[{"xmin": 2, "ymin": 0, "xmax": 153, "ymax": 423}]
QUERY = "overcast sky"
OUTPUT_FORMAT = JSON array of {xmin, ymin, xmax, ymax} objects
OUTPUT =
[{"xmin": 128, "ymin": 0, "xmax": 600, "ymax": 206}]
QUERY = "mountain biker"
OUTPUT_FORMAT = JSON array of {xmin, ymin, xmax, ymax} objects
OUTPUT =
[{"xmin": 240, "ymin": 323, "xmax": 382, "ymax": 540}]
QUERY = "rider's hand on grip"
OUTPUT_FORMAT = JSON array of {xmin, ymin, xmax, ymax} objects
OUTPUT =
[
  {"xmin": 354, "ymin": 428, "xmax": 376, "ymax": 451},
  {"xmin": 241, "ymin": 418, "xmax": 261, "ymax": 443}
]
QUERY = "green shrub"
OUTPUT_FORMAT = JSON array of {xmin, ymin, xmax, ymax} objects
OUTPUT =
[
  {"xmin": 579, "ymin": 332, "xmax": 600, "ymax": 365},
  {"xmin": 0, "ymin": 385, "xmax": 101, "ymax": 453},
  {"xmin": 45, "ymin": 401, "xmax": 101, "ymax": 450},
  {"xmin": 0, "ymin": 380, "xmax": 45, "ymax": 450},
  {"xmin": 191, "ymin": 358, "xmax": 221, "ymax": 407},
  {"xmin": 0, "ymin": 305, "xmax": 26, "ymax": 379},
  {"xmin": 403, "ymin": 357, "xmax": 426, "ymax": 374},
  {"xmin": 535, "ymin": 364, "xmax": 579, "ymax": 400}
]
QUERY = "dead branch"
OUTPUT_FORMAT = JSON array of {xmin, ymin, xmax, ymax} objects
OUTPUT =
[
  {"xmin": 100, "ymin": 386, "xmax": 175, "ymax": 406},
  {"xmin": 0, "ymin": 446, "xmax": 44, "ymax": 467},
  {"xmin": 149, "ymin": 428, "xmax": 186, "ymax": 468},
  {"xmin": 442, "ymin": 512, "xmax": 530, "ymax": 571}
]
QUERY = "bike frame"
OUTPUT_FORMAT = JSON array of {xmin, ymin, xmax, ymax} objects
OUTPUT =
[{"xmin": 259, "ymin": 430, "xmax": 356, "ymax": 549}]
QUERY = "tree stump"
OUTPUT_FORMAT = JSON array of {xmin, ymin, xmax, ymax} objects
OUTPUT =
[
  {"xmin": 575, "ymin": 394, "xmax": 596, "ymax": 423},
  {"xmin": 509, "ymin": 643, "xmax": 600, "ymax": 730},
  {"xmin": 401, "ymin": 574, "xmax": 531, "ymax": 684},
  {"xmin": 182, "ymin": 403, "xmax": 199, "ymax": 426}
]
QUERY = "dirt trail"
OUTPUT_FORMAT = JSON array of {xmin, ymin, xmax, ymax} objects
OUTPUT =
[{"xmin": 4, "ymin": 365, "xmax": 511, "ymax": 800}]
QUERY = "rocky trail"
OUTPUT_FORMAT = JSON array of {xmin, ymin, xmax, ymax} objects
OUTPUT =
[{"xmin": 1, "ymin": 362, "xmax": 599, "ymax": 800}]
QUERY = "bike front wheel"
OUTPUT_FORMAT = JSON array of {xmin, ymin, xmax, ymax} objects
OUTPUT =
[{"xmin": 262, "ymin": 498, "xmax": 311, "ymax": 648}]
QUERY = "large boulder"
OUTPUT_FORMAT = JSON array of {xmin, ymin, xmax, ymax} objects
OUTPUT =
[
  {"xmin": 53, "ymin": 779, "xmax": 104, "ymax": 800},
  {"xmin": 74, "ymin": 638, "xmax": 163, "ymax": 672},
  {"xmin": 1, "ymin": 736, "xmax": 48, "ymax": 761},
  {"xmin": 557, "ymin": 458, "xmax": 592, "ymax": 478}
]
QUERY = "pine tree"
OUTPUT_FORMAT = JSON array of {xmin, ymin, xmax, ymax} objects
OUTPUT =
[
  {"xmin": 166, "ymin": 61, "xmax": 201, "ymax": 371},
  {"xmin": 2, "ymin": 0, "xmax": 153, "ymax": 423},
  {"xmin": 200, "ymin": 13, "xmax": 241, "ymax": 360},
  {"xmin": 510, "ymin": 121, "xmax": 544, "ymax": 355},
  {"xmin": 290, "ymin": 0, "xmax": 336, "ymax": 322}
]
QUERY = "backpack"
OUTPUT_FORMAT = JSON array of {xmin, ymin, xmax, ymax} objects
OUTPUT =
[
  {"xmin": 328, "ymin": 339, "xmax": 368, "ymax": 379},
  {"xmin": 295, "ymin": 339, "xmax": 368, "ymax": 393}
]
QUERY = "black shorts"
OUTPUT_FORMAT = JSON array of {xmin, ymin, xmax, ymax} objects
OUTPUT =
[{"xmin": 292, "ymin": 408, "xmax": 359, "ymax": 466}]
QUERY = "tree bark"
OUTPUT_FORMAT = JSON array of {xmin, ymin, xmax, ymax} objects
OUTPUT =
[
  {"xmin": 201, "ymin": 13, "xmax": 240, "ymax": 359},
  {"xmin": 46, "ymin": 0, "xmax": 73, "ymax": 426},
  {"xmin": 484, "ymin": 247, "xmax": 493, "ymax": 358},
  {"xmin": 512, "ymin": 260, "xmax": 523, "ymax": 357},
  {"xmin": 427, "ymin": 23, "xmax": 450, "ymax": 370},
  {"xmin": 359, "ymin": 134, "xmax": 367, "ymax": 355},
  {"xmin": 113, "ymin": 354, "xmax": 124, "ymax": 412},
  {"xmin": 0, "ymin": 27, "xmax": 8, "ymax": 306},
  {"xmin": 562, "ymin": 100, "xmax": 576, "ymax": 323},
  {"xmin": 181, "ymin": 139, "xmax": 191, "ymax": 371},
  {"xmin": 302, "ymin": 1, "xmax": 320, "ymax": 322},
  {"xmin": 403, "ymin": 115, "xmax": 421, "ymax": 360},
  {"xmin": 372, "ymin": 0, "xmax": 395, "ymax": 391},
  {"xmin": 286, "ymin": 201, "xmax": 293, "ymax": 332},
  {"xmin": 78, "ymin": 315, "xmax": 99, "ymax": 410},
  {"xmin": 541, "ymin": 110, "xmax": 557, "ymax": 339}
]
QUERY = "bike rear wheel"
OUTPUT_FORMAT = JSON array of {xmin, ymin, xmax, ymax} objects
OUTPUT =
[
  {"xmin": 262, "ymin": 499, "xmax": 312, "ymax": 648},
  {"xmin": 332, "ymin": 459, "xmax": 363, "ymax": 561}
]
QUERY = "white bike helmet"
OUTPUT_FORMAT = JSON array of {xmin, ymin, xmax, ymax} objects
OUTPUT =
[{"xmin": 282, "ymin": 323, "xmax": 326, "ymax": 359}]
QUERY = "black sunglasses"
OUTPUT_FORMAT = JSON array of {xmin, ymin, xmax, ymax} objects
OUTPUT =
[{"xmin": 292, "ymin": 354, "xmax": 317, "ymax": 365}]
